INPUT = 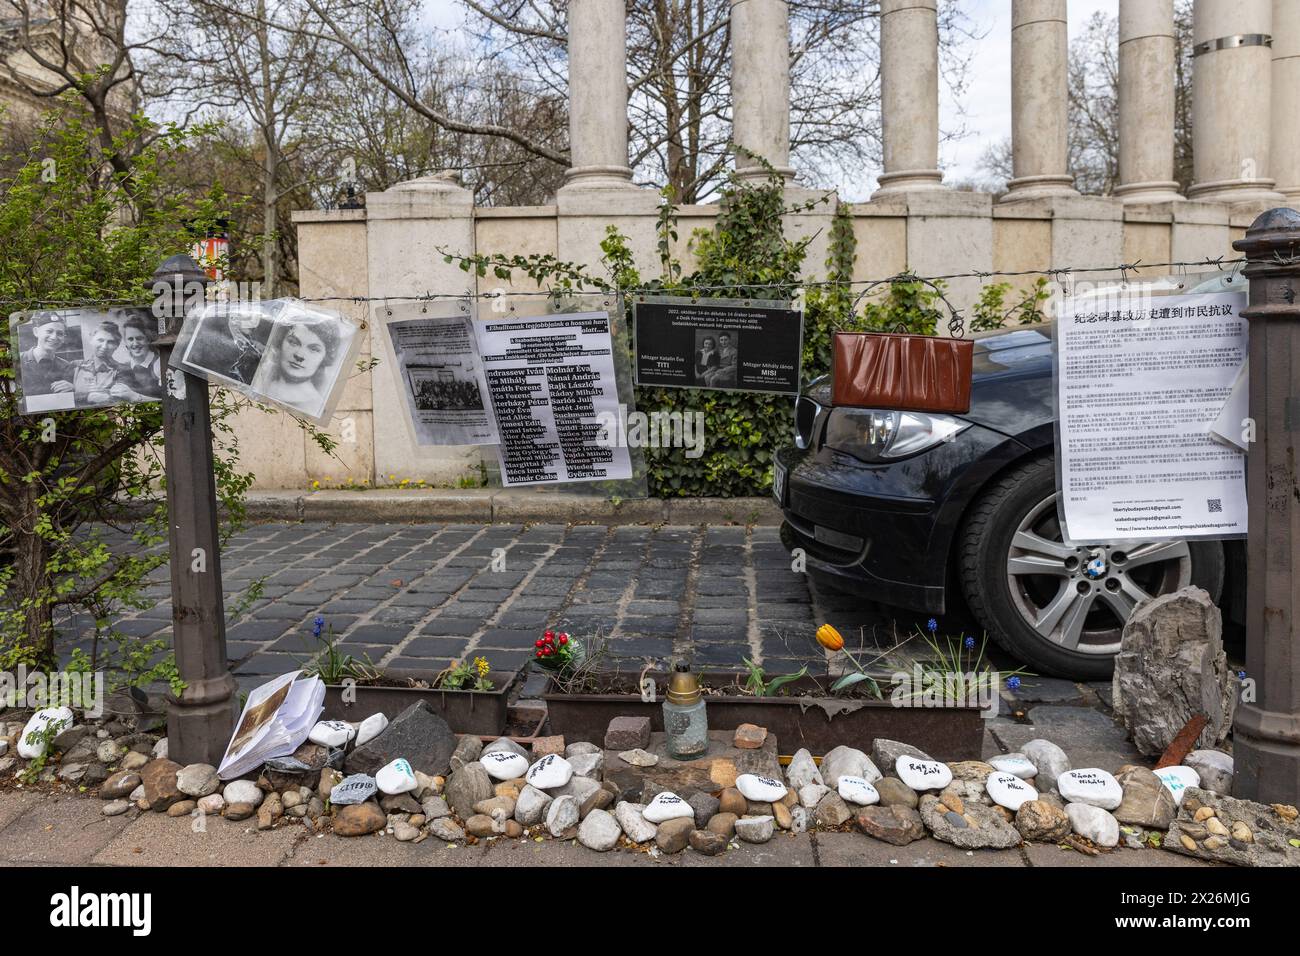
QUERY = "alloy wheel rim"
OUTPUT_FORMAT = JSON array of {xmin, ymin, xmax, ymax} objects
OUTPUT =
[{"xmin": 1004, "ymin": 492, "xmax": 1192, "ymax": 655}]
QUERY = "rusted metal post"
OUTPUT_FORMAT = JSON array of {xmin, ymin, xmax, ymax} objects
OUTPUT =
[
  {"xmin": 1231, "ymin": 208, "xmax": 1300, "ymax": 803},
  {"xmin": 149, "ymin": 255, "xmax": 238, "ymax": 765}
]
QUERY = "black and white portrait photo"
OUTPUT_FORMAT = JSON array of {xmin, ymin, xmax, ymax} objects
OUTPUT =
[
  {"xmin": 178, "ymin": 302, "xmax": 272, "ymax": 386},
  {"xmin": 693, "ymin": 328, "xmax": 739, "ymax": 388},
  {"xmin": 249, "ymin": 313, "xmax": 354, "ymax": 421},
  {"xmin": 9, "ymin": 308, "xmax": 163, "ymax": 413}
]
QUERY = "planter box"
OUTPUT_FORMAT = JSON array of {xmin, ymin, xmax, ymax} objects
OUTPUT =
[
  {"xmin": 321, "ymin": 668, "xmax": 520, "ymax": 737},
  {"xmin": 543, "ymin": 671, "xmax": 985, "ymax": 759}
]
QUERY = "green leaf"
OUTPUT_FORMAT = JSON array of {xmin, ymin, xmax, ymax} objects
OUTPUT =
[{"xmin": 831, "ymin": 672, "xmax": 874, "ymax": 692}]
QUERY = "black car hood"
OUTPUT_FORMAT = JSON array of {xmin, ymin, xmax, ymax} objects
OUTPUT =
[{"xmin": 963, "ymin": 323, "xmax": 1054, "ymax": 439}]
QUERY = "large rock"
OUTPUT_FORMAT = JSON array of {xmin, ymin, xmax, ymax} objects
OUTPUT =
[
  {"xmin": 344, "ymin": 701, "xmax": 456, "ymax": 777},
  {"xmin": 655, "ymin": 817, "xmax": 693, "ymax": 853},
  {"xmin": 820, "ymin": 745, "xmax": 878, "ymax": 788},
  {"xmin": 140, "ymin": 759, "xmax": 185, "ymax": 811},
  {"xmin": 445, "ymin": 762, "xmax": 494, "ymax": 819},
  {"xmin": 919, "ymin": 794, "xmax": 1020, "ymax": 849},
  {"xmin": 871, "ymin": 739, "xmax": 932, "ymax": 773},
  {"xmin": 855, "ymin": 805, "xmax": 926, "ymax": 845},
  {"xmin": 1021, "ymin": 739, "xmax": 1070, "ymax": 791},
  {"xmin": 875, "ymin": 777, "xmax": 919, "ymax": 809},
  {"xmin": 176, "ymin": 763, "xmax": 220, "ymax": 798},
  {"xmin": 1113, "ymin": 766, "xmax": 1177, "ymax": 829},
  {"xmin": 1015, "ymin": 799, "xmax": 1071, "ymax": 841},
  {"xmin": 1185, "ymin": 750, "xmax": 1234, "ymax": 794},
  {"xmin": 577, "ymin": 808, "xmax": 622, "ymax": 851},
  {"xmin": 1066, "ymin": 803, "xmax": 1120, "ymax": 847},
  {"xmin": 785, "ymin": 748, "xmax": 823, "ymax": 789},
  {"xmin": 614, "ymin": 801, "xmax": 658, "ymax": 843},
  {"xmin": 333, "ymin": 801, "xmax": 385, "ymax": 836},
  {"xmin": 1165, "ymin": 788, "xmax": 1300, "ymax": 867},
  {"xmin": 1112, "ymin": 587, "xmax": 1238, "ymax": 756},
  {"xmin": 514, "ymin": 784, "xmax": 553, "ymax": 825}
]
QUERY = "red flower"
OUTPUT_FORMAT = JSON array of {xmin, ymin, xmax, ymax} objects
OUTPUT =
[
  {"xmin": 535, "ymin": 640, "xmax": 544, "ymax": 647},
  {"xmin": 558, "ymin": 635, "xmax": 569, "ymax": 645}
]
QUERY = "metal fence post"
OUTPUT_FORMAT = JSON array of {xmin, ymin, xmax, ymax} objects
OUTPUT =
[
  {"xmin": 149, "ymin": 255, "xmax": 238, "ymax": 766},
  {"xmin": 1231, "ymin": 208, "xmax": 1300, "ymax": 803}
]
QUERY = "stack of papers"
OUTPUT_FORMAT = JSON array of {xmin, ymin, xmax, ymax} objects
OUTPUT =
[{"xmin": 218, "ymin": 670, "xmax": 325, "ymax": 780}]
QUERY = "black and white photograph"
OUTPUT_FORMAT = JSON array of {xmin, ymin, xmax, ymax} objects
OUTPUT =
[
  {"xmin": 249, "ymin": 308, "xmax": 355, "ymax": 421},
  {"xmin": 173, "ymin": 299, "xmax": 358, "ymax": 424},
  {"xmin": 177, "ymin": 301, "xmax": 273, "ymax": 387},
  {"xmin": 693, "ymin": 328, "xmax": 739, "ymax": 388},
  {"xmin": 381, "ymin": 303, "xmax": 498, "ymax": 446},
  {"xmin": 9, "ymin": 307, "xmax": 164, "ymax": 414}
]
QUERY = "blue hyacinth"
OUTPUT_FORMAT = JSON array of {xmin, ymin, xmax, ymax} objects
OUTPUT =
[
  {"xmin": 964, "ymin": 635, "xmax": 975, "ymax": 650},
  {"xmin": 312, "ymin": 615, "xmax": 325, "ymax": 638},
  {"xmin": 927, "ymin": 618, "xmax": 938, "ymax": 633},
  {"xmin": 1237, "ymin": 670, "xmax": 1246, "ymax": 680},
  {"xmin": 1007, "ymin": 675, "xmax": 1021, "ymax": 691}
]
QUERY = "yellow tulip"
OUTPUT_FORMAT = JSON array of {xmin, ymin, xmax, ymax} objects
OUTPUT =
[{"xmin": 816, "ymin": 624, "xmax": 844, "ymax": 651}]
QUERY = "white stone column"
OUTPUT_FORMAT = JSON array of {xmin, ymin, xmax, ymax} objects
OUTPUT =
[
  {"xmin": 1188, "ymin": 0, "xmax": 1282, "ymax": 204},
  {"xmin": 874, "ymin": 0, "xmax": 943, "ymax": 196},
  {"xmin": 561, "ymin": 0, "xmax": 633, "ymax": 189},
  {"xmin": 1271, "ymin": 0, "xmax": 1300, "ymax": 202},
  {"xmin": 1001, "ymin": 0, "xmax": 1077, "ymax": 203},
  {"xmin": 1114, "ymin": 0, "xmax": 1182, "ymax": 203},
  {"xmin": 731, "ymin": 0, "xmax": 794, "ymax": 181}
]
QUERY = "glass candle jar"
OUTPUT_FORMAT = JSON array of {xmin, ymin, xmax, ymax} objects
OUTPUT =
[{"xmin": 663, "ymin": 663, "xmax": 708, "ymax": 759}]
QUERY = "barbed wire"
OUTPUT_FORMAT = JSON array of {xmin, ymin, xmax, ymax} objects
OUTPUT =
[{"xmin": 0, "ymin": 255, "xmax": 1257, "ymax": 309}]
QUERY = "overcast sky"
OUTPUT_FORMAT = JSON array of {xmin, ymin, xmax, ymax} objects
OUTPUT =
[{"xmin": 420, "ymin": 0, "xmax": 1119, "ymax": 192}]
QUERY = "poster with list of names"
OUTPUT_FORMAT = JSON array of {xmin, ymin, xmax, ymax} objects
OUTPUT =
[
  {"xmin": 475, "ymin": 311, "xmax": 633, "ymax": 486},
  {"xmin": 1055, "ymin": 289, "xmax": 1248, "ymax": 544}
]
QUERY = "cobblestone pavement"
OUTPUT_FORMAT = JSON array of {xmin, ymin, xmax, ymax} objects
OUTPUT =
[{"xmin": 67, "ymin": 520, "xmax": 942, "ymax": 693}]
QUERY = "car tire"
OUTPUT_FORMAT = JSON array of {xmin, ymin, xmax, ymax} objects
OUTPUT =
[{"xmin": 958, "ymin": 455, "xmax": 1225, "ymax": 680}]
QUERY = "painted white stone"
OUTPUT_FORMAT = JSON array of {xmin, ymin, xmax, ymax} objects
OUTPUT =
[
  {"xmin": 895, "ymin": 755, "xmax": 952, "ymax": 792},
  {"xmin": 989, "ymin": 753, "xmax": 1037, "ymax": 780},
  {"xmin": 1154, "ymin": 766, "xmax": 1201, "ymax": 806},
  {"xmin": 837, "ymin": 776, "xmax": 880, "ymax": 807},
  {"xmin": 525, "ymin": 753, "xmax": 574, "ymax": 790},
  {"xmin": 481, "ymin": 750, "xmax": 529, "ymax": 781},
  {"xmin": 986, "ymin": 771, "xmax": 1039, "ymax": 812},
  {"xmin": 642, "ymin": 791, "xmax": 695, "ymax": 823},
  {"xmin": 17, "ymin": 707, "xmax": 73, "ymax": 759},
  {"xmin": 354, "ymin": 713, "xmax": 388, "ymax": 747},
  {"xmin": 308, "ymin": 720, "xmax": 355, "ymax": 748},
  {"xmin": 1057, "ymin": 768, "xmax": 1123, "ymax": 810},
  {"xmin": 735, "ymin": 773, "xmax": 787, "ymax": 803},
  {"xmin": 375, "ymin": 758, "xmax": 418, "ymax": 795}
]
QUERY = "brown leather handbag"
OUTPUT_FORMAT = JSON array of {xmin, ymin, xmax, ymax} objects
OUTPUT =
[{"xmin": 831, "ymin": 330, "xmax": 973, "ymax": 414}]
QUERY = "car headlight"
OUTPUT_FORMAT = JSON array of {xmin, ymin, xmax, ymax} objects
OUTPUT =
[{"xmin": 824, "ymin": 408, "xmax": 970, "ymax": 462}]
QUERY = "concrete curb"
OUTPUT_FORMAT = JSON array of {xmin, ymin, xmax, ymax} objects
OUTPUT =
[{"xmin": 241, "ymin": 489, "xmax": 783, "ymax": 525}]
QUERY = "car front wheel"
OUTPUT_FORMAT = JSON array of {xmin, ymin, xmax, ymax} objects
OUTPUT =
[{"xmin": 958, "ymin": 455, "xmax": 1224, "ymax": 679}]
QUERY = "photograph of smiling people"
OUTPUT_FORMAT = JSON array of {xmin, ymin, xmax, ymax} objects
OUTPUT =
[
  {"xmin": 12, "ymin": 311, "xmax": 80, "ymax": 411},
  {"xmin": 249, "ymin": 313, "xmax": 353, "ymax": 421}
]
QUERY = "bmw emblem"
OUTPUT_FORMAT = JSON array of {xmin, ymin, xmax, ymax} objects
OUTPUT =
[{"xmin": 1084, "ymin": 553, "xmax": 1107, "ymax": 579}]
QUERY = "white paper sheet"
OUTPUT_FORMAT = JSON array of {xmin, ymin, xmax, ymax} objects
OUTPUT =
[
  {"xmin": 1056, "ymin": 289, "xmax": 1248, "ymax": 543},
  {"xmin": 475, "ymin": 311, "xmax": 633, "ymax": 486}
]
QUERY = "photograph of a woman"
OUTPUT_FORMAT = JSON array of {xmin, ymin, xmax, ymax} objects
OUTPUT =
[{"xmin": 249, "ymin": 317, "xmax": 347, "ymax": 420}]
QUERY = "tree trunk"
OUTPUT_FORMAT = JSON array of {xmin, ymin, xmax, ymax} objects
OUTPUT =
[{"xmin": 13, "ymin": 488, "xmax": 56, "ymax": 667}]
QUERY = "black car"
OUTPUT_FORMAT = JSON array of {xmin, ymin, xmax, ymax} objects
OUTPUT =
[{"xmin": 774, "ymin": 323, "xmax": 1241, "ymax": 679}]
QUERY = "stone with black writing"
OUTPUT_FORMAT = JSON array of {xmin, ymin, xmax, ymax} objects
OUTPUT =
[
  {"xmin": 986, "ymin": 771, "xmax": 1038, "ymax": 812},
  {"xmin": 1057, "ymin": 768, "xmax": 1123, "ymax": 810},
  {"xmin": 735, "ymin": 773, "xmax": 787, "ymax": 803},
  {"xmin": 308, "ymin": 720, "xmax": 355, "ymax": 749},
  {"xmin": 17, "ymin": 707, "xmax": 73, "ymax": 759},
  {"xmin": 482, "ymin": 749, "xmax": 529, "ymax": 781},
  {"xmin": 525, "ymin": 753, "xmax": 574, "ymax": 790},
  {"xmin": 375, "ymin": 757, "xmax": 418, "ymax": 795},
  {"xmin": 837, "ymin": 776, "xmax": 880, "ymax": 807},
  {"xmin": 329, "ymin": 773, "xmax": 377, "ymax": 805},
  {"xmin": 895, "ymin": 755, "xmax": 953, "ymax": 792},
  {"xmin": 643, "ymin": 790, "xmax": 695, "ymax": 823},
  {"xmin": 989, "ymin": 753, "xmax": 1037, "ymax": 780},
  {"xmin": 354, "ymin": 713, "xmax": 388, "ymax": 747}
]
